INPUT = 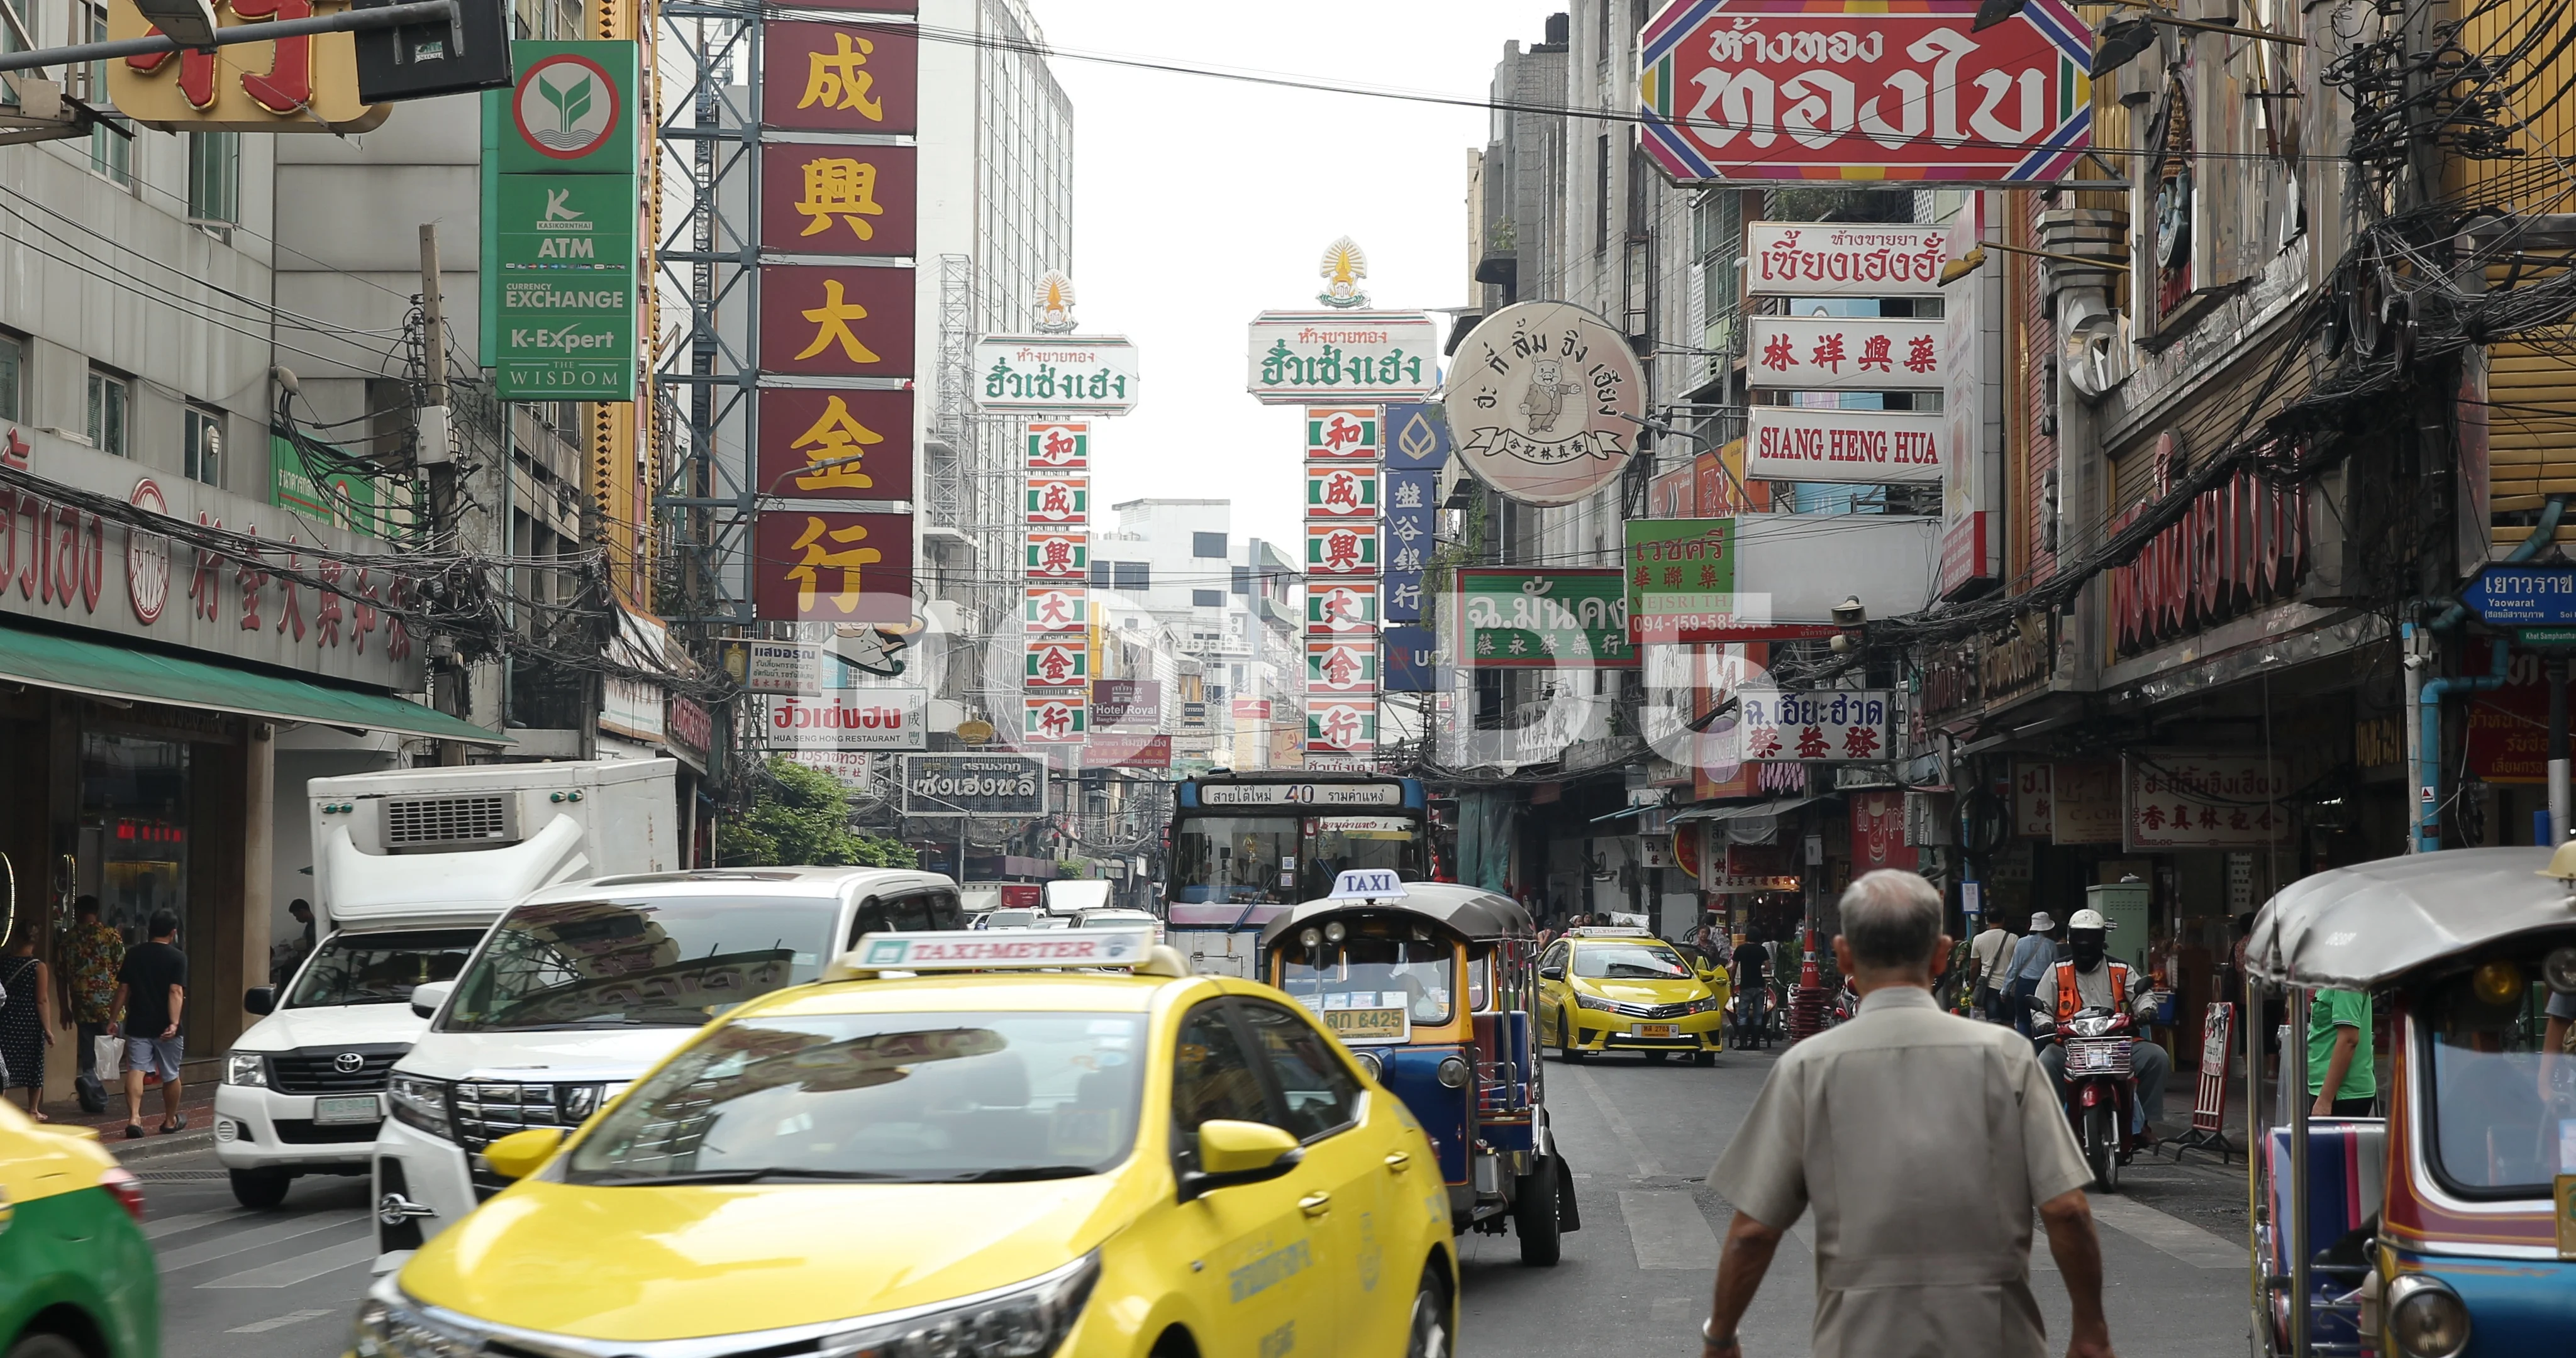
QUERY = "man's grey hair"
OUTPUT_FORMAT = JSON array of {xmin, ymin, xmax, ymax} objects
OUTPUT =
[{"xmin": 1838, "ymin": 870, "xmax": 1944, "ymax": 970}]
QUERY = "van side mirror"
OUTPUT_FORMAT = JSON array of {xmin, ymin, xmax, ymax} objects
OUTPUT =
[
  {"xmin": 1539, "ymin": 964, "xmax": 1565, "ymax": 981},
  {"xmin": 1180, "ymin": 1119, "xmax": 1304, "ymax": 1201},
  {"xmin": 409, "ymin": 980, "xmax": 455, "ymax": 1020},
  {"xmin": 243, "ymin": 987, "xmax": 275, "ymax": 1016}
]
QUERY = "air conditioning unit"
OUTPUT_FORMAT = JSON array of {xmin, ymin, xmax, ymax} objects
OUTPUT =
[{"xmin": 382, "ymin": 793, "xmax": 521, "ymax": 851}]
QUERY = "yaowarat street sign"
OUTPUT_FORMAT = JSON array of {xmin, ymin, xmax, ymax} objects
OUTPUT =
[
  {"xmin": 1246, "ymin": 312, "xmax": 1441, "ymax": 404},
  {"xmin": 110, "ymin": 0, "xmax": 389, "ymax": 132},
  {"xmin": 1637, "ymin": 0, "xmax": 2095, "ymax": 185},
  {"xmin": 1443, "ymin": 302, "xmax": 1642, "ymax": 507},
  {"xmin": 972, "ymin": 336, "xmax": 1142, "ymax": 414},
  {"xmin": 1743, "ymin": 406, "xmax": 1947, "ymax": 484}
]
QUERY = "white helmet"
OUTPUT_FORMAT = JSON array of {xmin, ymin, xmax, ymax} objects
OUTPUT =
[{"xmin": 2067, "ymin": 908, "xmax": 2109, "ymax": 931}]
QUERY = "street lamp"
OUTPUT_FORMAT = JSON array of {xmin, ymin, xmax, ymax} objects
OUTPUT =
[{"xmin": 762, "ymin": 451, "xmax": 871, "ymax": 499}]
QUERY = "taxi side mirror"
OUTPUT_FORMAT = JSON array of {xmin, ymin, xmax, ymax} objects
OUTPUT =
[
  {"xmin": 482, "ymin": 1126, "xmax": 568, "ymax": 1182},
  {"xmin": 1539, "ymin": 964, "xmax": 1565, "ymax": 981},
  {"xmin": 1181, "ymin": 1120, "xmax": 1303, "ymax": 1201}
]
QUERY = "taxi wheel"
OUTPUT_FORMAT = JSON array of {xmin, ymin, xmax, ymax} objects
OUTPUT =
[
  {"xmin": 5, "ymin": 1335, "xmax": 86, "ymax": 1358},
  {"xmin": 1692, "ymin": 1051, "xmax": 1717, "ymax": 1067},
  {"xmin": 1643, "ymin": 1051, "xmax": 1669, "ymax": 1064},
  {"xmin": 1405, "ymin": 1263, "xmax": 1454, "ymax": 1358},
  {"xmin": 1557, "ymin": 1016, "xmax": 1586, "ymax": 1063}
]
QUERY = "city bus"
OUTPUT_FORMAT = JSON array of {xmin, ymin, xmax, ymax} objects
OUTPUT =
[{"xmin": 1163, "ymin": 770, "xmax": 1431, "ymax": 975}]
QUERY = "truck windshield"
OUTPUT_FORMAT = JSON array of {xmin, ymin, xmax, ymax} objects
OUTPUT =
[
  {"xmin": 443, "ymin": 897, "xmax": 838, "ymax": 1032},
  {"xmin": 565, "ymin": 1012, "xmax": 1146, "ymax": 1184},
  {"xmin": 287, "ymin": 929, "xmax": 484, "ymax": 1008}
]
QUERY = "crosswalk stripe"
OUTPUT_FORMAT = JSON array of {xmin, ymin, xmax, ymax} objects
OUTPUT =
[
  {"xmin": 143, "ymin": 1208, "xmax": 253, "ymax": 1241},
  {"xmin": 154, "ymin": 1211, "xmax": 367, "ymax": 1272},
  {"xmin": 200, "ymin": 1227, "xmax": 377, "ymax": 1289},
  {"xmin": 1619, "ymin": 1190, "xmax": 1721, "ymax": 1270},
  {"xmin": 2086, "ymin": 1194, "xmax": 2243, "ymax": 1269}
]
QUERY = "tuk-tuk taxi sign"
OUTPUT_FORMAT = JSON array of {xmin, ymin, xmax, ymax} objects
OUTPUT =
[
  {"xmin": 1329, "ymin": 869, "xmax": 1407, "ymax": 901},
  {"xmin": 842, "ymin": 928, "xmax": 1148, "ymax": 971}
]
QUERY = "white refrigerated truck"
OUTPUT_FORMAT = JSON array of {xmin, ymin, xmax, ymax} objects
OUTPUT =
[{"xmin": 212, "ymin": 759, "xmax": 677, "ymax": 1208}]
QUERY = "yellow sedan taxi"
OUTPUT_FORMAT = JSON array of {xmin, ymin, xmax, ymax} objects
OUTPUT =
[
  {"xmin": 352, "ymin": 929, "xmax": 1456, "ymax": 1358},
  {"xmin": 1537, "ymin": 927, "xmax": 1728, "ymax": 1064}
]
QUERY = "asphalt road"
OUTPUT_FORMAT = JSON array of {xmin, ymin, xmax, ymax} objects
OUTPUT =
[{"xmin": 128, "ymin": 1041, "xmax": 2259, "ymax": 1358}]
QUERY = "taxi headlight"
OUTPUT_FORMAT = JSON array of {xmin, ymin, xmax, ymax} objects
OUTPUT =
[
  {"xmin": 351, "ymin": 1279, "xmax": 474, "ymax": 1358},
  {"xmin": 1574, "ymin": 992, "xmax": 1616, "ymax": 1013},
  {"xmin": 1682, "ymin": 997, "xmax": 1721, "ymax": 1017},
  {"xmin": 2385, "ymin": 1274, "xmax": 2470, "ymax": 1358},
  {"xmin": 388, "ymin": 1074, "xmax": 452, "ymax": 1142},
  {"xmin": 223, "ymin": 1051, "xmax": 269, "ymax": 1087},
  {"xmin": 824, "ymin": 1250, "xmax": 1099, "ymax": 1358}
]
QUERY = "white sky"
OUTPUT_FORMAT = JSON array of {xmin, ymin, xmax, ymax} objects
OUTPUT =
[{"xmin": 1030, "ymin": 0, "xmax": 1571, "ymax": 555}]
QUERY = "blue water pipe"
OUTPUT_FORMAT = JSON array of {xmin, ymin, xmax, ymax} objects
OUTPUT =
[{"xmin": 2417, "ymin": 636, "xmax": 2511, "ymax": 852}]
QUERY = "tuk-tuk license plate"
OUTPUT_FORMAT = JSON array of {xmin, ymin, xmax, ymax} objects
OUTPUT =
[
  {"xmin": 312, "ymin": 1095, "xmax": 381, "ymax": 1126},
  {"xmin": 1632, "ymin": 1024, "xmax": 1678, "ymax": 1039}
]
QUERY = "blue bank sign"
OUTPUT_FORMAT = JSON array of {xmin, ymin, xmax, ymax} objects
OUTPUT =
[{"xmin": 2465, "ymin": 565, "xmax": 2576, "ymax": 626}]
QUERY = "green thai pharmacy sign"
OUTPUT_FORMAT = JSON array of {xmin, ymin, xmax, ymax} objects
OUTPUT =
[{"xmin": 481, "ymin": 41, "xmax": 640, "ymax": 401}]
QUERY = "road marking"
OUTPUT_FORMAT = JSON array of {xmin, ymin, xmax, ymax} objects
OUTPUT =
[
  {"xmin": 142, "ymin": 1207, "xmax": 251, "ymax": 1241},
  {"xmin": 226, "ymin": 1309, "xmax": 336, "ymax": 1333},
  {"xmin": 1619, "ymin": 1190, "xmax": 1721, "ymax": 1270},
  {"xmin": 201, "ymin": 1228, "xmax": 377, "ymax": 1289},
  {"xmin": 1560, "ymin": 1062, "xmax": 1668, "ymax": 1178},
  {"xmin": 154, "ymin": 1211, "xmax": 367, "ymax": 1272},
  {"xmin": 2086, "ymin": 1194, "xmax": 2243, "ymax": 1269}
]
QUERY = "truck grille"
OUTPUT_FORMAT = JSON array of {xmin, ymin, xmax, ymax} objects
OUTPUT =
[
  {"xmin": 268, "ymin": 1045, "xmax": 408, "ymax": 1095},
  {"xmin": 454, "ymin": 1080, "xmax": 607, "ymax": 1198},
  {"xmin": 383, "ymin": 793, "xmax": 515, "ymax": 847}
]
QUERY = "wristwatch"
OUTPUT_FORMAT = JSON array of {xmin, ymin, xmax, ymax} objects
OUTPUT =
[{"xmin": 1701, "ymin": 1318, "xmax": 1739, "ymax": 1348}]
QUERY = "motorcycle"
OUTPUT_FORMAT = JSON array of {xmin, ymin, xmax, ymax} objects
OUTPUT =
[{"xmin": 2029, "ymin": 1000, "xmax": 2141, "ymax": 1190}]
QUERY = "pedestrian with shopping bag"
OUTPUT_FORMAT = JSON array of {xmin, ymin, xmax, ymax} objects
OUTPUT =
[
  {"xmin": 61, "ymin": 896, "xmax": 123, "ymax": 1114},
  {"xmin": 1694, "ymin": 870, "xmax": 2115, "ymax": 1358}
]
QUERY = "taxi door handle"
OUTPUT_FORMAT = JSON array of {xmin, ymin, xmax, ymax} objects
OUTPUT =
[
  {"xmin": 1298, "ymin": 1191, "xmax": 1331, "ymax": 1218},
  {"xmin": 1383, "ymin": 1152, "xmax": 1411, "ymax": 1174}
]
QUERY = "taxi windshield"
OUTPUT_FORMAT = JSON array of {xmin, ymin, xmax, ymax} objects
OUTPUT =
[
  {"xmin": 443, "ymin": 897, "xmax": 837, "ymax": 1032},
  {"xmin": 1574, "ymin": 942, "xmax": 1690, "ymax": 981},
  {"xmin": 565, "ymin": 1012, "xmax": 1146, "ymax": 1184},
  {"xmin": 2423, "ymin": 962, "xmax": 2576, "ymax": 1196},
  {"xmin": 1280, "ymin": 936, "xmax": 1455, "ymax": 1024},
  {"xmin": 287, "ymin": 928, "xmax": 482, "ymax": 1008}
]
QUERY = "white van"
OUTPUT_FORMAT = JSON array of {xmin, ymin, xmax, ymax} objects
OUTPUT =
[
  {"xmin": 370, "ymin": 866, "xmax": 963, "ymax": 1259},
  {"xmin": 215, "ymin": 761, "xmax": 676, "ymax": 1208}
]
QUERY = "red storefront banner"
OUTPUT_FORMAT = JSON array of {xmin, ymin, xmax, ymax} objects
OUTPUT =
[
  {"xmin": 763, "ymin": 21, "xmax": 919, "ymax": 134},
  {"xmin": 755, "ymin": 389, "xmax": 914, "ymax": 502},
  {"xmin": 2105, "ymin": 465, "xmax": 2305, "ymax": 658},
  {"xmin": 752, "ymin": 510, "xmax": 914, "ymax": 623},
  {"xmin": 760, "ymin": 142, "xmax": 917, "ymax": 257},
  {"xmin": 1638, "ymin": 1, "xmax": 2095, "ymax": 185},
  {"xmin": 760, "ymin": 266, "xmax": 915, "ymax": 378},
  {"xmin": 1849, "ymin": 788, "xmax": 1917, "ymax": 873}
]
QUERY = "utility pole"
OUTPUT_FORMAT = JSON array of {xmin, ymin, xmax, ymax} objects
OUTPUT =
[{"xmin": 418, "ymin": 225, "xmax": 464, "ymax": 760}]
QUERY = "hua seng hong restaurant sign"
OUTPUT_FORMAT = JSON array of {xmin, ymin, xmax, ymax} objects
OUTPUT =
[{"xmin": 1, "ymin": 426, "xmax": 425, "ymax": 692}]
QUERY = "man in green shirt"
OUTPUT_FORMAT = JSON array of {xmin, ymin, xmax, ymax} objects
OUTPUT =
[{"xmin": 2308, "ymin": 987, "xmax": 2376, "ymax": 1117}]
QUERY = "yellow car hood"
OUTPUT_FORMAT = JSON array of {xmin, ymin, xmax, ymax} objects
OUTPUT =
[
  {"xmin": 1580, "ymin": 977, "xmax": 1711, "ymax": 1004},
  {"xmin": 402, "ymin": 1174, "xmax": 1135, "ymax": 1342}
]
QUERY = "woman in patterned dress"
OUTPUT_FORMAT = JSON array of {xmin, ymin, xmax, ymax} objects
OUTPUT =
[{"xmin": 0, "ymin": 932, "xmax": 55, "ymax": 1118}]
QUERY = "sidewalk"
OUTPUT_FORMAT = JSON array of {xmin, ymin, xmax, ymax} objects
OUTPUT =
[{"xmin": 23, "ymin": 1078, "xmax": 219, "ymax": 1160}]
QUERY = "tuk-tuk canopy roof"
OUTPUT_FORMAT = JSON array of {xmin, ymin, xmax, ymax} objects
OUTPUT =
[
  {"xmin": 1258, "ymin": 882, "xmax": 1535, "ymax": 949},
  {"xmin": 2249, "ymin": 848, "xmax": 2576, "ymax": 990}
]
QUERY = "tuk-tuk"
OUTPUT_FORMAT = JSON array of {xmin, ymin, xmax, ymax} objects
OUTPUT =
[
  {"xmin": 2245, "ymin": 847, "xmax": 2576, "ymax": 1358},
  {"xmin": 1259, "ymin": 878, "xmax": 1578, "ymax": 1266}
]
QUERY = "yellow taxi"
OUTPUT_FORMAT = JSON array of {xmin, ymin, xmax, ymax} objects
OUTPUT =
[
  {"xmin": 1, "ymin": 1101, "xmax": 156, "ymax": 1358},
  {"xmin": 1537, "ymin": 927, "xmax": 1728, "ymax": 1064},
  {"xmin": 351, "ymin": 929, "xmax": 1457, "ymax": 1358}
]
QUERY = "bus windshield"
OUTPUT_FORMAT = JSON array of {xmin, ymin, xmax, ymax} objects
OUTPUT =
[{"xmin": 1169, "ymin": 814, "xmax": 1423, "ymax": 908}]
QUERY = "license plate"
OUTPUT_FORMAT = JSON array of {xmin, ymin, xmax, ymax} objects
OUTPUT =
[
  {"xmin": 1632, "ymin": 1024, "xmax": 1677, "ymax": 1039},
  {"xmin": 312, "ymin": 1094, "xmax": 381, "ymax": 1126}
]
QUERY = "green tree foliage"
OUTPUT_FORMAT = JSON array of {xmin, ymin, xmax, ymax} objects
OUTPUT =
[{"xmin": 718, "ymin": 758, "xmax": 918, "ymax": 869}]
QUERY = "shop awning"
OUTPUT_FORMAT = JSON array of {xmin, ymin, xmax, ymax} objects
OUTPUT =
[
  {"xmin": 1667, "ymin": 795, "xmax": 1821, "ymax": 824},
  {"xmin": 0, "ymin": 623, "xmax": 506, "ymax": 744}
]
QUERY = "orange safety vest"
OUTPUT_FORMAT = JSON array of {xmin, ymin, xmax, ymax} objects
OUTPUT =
[{"xmin": 2053, "ymin": 958, "xmax": 2129, "ymax": 1024}]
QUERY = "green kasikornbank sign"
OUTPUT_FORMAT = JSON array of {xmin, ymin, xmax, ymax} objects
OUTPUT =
[{"xmin": 482, "ymin": 41, "xmax": 640, "ymax": 402}]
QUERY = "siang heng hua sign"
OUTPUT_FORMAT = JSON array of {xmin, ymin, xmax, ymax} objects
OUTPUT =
[{"xmin": 1, "ymin": 428, "xmax": 426, "ymax": 692}]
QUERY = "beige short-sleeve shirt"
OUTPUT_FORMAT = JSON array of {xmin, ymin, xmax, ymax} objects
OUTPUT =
[{"xmin": 1708, "ymin": 985, "xmax": 2093, "ymax": 1358}]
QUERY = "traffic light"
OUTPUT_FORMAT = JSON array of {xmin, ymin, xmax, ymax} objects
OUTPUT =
[{"xmin": 353, "ymin": 0, "xmax": 513, "ymax": 104}]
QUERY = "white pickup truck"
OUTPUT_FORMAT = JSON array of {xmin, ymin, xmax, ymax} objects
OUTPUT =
[{"xmin": 214, "ymin": 759, "xmax": 677, "ymax": 1208}]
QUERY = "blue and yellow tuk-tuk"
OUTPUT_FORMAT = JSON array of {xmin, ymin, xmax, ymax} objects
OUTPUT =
[
  {"xmin": 1260, "ymin": 879, "xmax": 1577, "ymax": 1265},
  {"xmin": 2245, "ymin": 847, "xmax": 2576, "ymax": 1357}
]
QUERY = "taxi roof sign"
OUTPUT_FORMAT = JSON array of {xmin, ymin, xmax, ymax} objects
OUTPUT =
[
  {"xmin": 1563, "ymin": 925, "xmax": 1655, "ymax": 938},
  {"xmin": 1328, "ymin": 869, "xmax": 1407, "ymax": 901},
  {"xmin": 824, "ymin": 927, "xmax": 1181, "ymax": 981}
]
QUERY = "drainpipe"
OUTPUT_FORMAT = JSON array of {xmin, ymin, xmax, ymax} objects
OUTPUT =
[{"xmin": 2417, "ymin": 638, "xmax": 2511, "ymax": 853}]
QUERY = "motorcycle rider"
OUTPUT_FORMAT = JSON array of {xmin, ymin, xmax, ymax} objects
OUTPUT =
[{"xmin": 2036, "ymin": 908, "xmax": 2171, "ymax": 1149}]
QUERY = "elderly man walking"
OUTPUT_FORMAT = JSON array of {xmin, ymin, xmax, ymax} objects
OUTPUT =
[{"xmin": 1696, "ymin": 870, "xmax": 2116, "ymax": 1358}]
